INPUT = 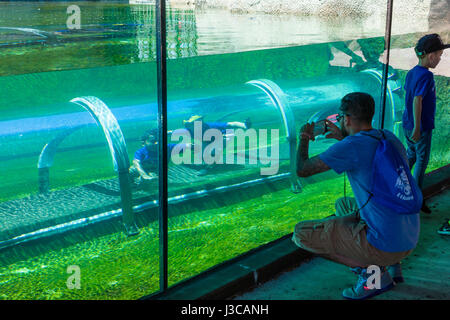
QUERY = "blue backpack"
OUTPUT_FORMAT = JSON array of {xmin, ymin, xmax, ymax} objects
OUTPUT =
[{"xmin": 361, "ymin": 130, "xmax": 423, "ymax": 215}]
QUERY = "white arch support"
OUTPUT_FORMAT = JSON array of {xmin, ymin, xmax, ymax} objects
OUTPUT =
[
  {"xmin": 246, "ymin": 79, "xmax": 302, "ymax": 194},
  {"xmin": 70, "ymin": 96, "xmax": 139, "ymax": 236}
]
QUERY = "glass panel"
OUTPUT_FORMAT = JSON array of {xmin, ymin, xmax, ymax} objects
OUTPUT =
[
  {"xmin": 388, "ymin": 0, "xmax": 449, "ymax": 173},
  {"xmin": 0, "ymin": 2, "xmax": 159, "ymax": 299},
  {"xmin": 166, "ymin": 1, "xmax": 389, "ymax": 287}
]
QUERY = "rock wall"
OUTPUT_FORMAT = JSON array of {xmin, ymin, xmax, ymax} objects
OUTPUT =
[
  {"xmin": 165, "ymin": 0, "xmax": 440, "ymax": 36},
  {"xmin": 168, "ymin": 0, "xmax": 431, "ymax": 19},
  {"xmin": 161, "ymin": 0, "xmax": 448, "ymax": 39},
  {"xmin": 429, "ymin": 0, "xmax": 450, "ymax": 33}
]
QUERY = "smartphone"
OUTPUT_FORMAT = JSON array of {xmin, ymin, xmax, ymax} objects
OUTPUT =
[{"xmin": 313, "ymin": 119, "xmax": 328, "ymax": 136}]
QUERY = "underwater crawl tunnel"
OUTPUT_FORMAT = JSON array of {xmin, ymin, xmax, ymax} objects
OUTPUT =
[{"xmin": 0, "ymin": 67, "xmax": 403, "ymax": 247}]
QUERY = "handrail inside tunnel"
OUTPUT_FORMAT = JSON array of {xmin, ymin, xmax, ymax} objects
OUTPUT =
[
  {"xmin": 0, "ymin": 171, "xmax": 293, "ymax": 251},
  {"xmin": 0, "ymin": 27, "xmax": 58, "ymax": 45},
  {"xmin": 37, "ymin": 126, "xmax": 85, "ymax": 194},
  {"xmin": 0, "ymin": 27, "xmax": 55, "ymax": 39}
]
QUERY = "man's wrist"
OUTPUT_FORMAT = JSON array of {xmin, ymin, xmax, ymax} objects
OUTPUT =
[{"xmin": 300, "ymin": 132, "xmax": 312, "ymax": 141}]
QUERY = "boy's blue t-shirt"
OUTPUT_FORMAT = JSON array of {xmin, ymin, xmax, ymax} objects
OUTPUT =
[
  {"xmin": 134, "ymin": 143, "xmax": 178, "ymax": 167},
  {"xmin": 402, "ymin": 65, "xmax": 436, "ymax": 131},
  {"xmin": 319, "ymin": 129, "xmax": 420, "ymax": 253}
]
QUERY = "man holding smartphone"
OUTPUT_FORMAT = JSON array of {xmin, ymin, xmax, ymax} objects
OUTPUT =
[{"xmin": 292, "ymin": 92, "xmax": 420, "ymax": 300}]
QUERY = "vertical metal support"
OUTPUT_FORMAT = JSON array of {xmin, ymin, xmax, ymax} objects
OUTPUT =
[
  {"xmin": 380, "ymin": 0, "xmax": 394, "ymax": 129},
  {"xmin": 37, "ymin": 126, "xmax": 81, "ymax": 194},
  {"xmin": 118, "ymin": 170, "xmax": 138, "ymax": 236},
  {"xmin": 38, "ymin": 167, "xmax": 50, "ymax": 194},
  {"xmin": 70, "ymin": 96, "xmax": 139, "ymax": 237},
  {"xmin": 156, "ymin": 0, "xmax": 169, "ymax": 292}
]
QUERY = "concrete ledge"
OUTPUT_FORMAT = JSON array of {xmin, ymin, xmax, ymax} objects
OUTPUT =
[
  {"xmin": 146, "ymin": 164, "xmax": 450, "ymax": 300},
  {"xmin": 145, "ymin": 234, "xmax": 312, "ymax": 300},
  {"xmin": 422, "ymin": 164, "xmax": 450, "ymax": 200}
]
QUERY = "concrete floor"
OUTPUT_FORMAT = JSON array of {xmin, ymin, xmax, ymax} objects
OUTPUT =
[{"xmin": 235, "ymin": 188, "xmax": 450, "ymax": 300}]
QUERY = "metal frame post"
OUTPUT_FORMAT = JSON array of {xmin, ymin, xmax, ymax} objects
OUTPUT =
[
  {"xmin": 156, "ymin": 0, "xmax": 169, "ymax": 292},
  {"xmin": 380, "ymin": 0, "xmax": 394, "ymax": 129}
]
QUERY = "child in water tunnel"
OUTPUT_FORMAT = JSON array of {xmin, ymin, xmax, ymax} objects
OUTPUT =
[
  {"xmin": 129, "ymin": 129, "xmax": 189, "ymax": 187},
  {"xmin": 182, "ymin": 115, "xmax": 252, "ymax": 176}
]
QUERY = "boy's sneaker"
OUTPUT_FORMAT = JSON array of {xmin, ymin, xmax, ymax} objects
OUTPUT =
[
  {"xmin": 342, "ymin": 267, "xmax": 395, "ymax": 300},
  {"xmin": 387, "ymin": 263, "xmax": 404, "ymax": 283},
  {"xmin": 437, "ymin": 219, "xmax": 450, "ymax": 235},
  {"xmin": 421, "ymin": 202, "xmax": 432, "ymax": 214}
]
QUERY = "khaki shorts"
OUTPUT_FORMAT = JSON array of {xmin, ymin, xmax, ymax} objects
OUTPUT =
[{"xmin": 292, "ymin": 197, "xmax": 413, "ymax": 268}]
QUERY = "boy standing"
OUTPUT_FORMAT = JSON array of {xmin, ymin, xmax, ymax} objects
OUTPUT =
[{"xmin": 402, "ymin": 33, "xmax": 449, "ymax": 213}]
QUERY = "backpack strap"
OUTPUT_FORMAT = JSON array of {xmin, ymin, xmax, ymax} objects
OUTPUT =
[
  {"xmin": 351, "ymin": 129, "xmax": 386, "ymax": 219},
  {"xmin": 359, "ymin": 129, "xmax": 385, "ymax": 141}
]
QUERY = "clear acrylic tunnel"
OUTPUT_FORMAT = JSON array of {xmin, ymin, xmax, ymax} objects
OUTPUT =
[
  {"xmin": 0, "ymin": 66, "xmax": 403, "ymax": 247},
  {"xmin": 0, "ymin": 66, "xmax": 403, "ymax": 200},
  {"xmin": 163, "ymin": 67, "xmax": 403, "ymax": 195}
]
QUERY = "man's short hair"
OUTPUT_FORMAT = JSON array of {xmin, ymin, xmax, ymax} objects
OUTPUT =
[{"xmin": 339, "ymin": 92, "xmax": 375, "ymax": 124}]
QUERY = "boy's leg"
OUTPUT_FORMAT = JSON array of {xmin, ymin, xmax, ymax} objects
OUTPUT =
[
  {"xmin": 412, "ymin": 130, "xmax": 432, "ymax": 189},
  {"xmin": 404, "ymin": 128, "xmax": 417, "ymax": 169}
]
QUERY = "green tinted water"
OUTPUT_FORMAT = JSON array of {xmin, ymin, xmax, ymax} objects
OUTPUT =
[
  {"xmin": 0, "ymin": 2, "xmax": 448, "ymax": 300},
  {"xmin": 1, "ymin": 2, "xmax": 390, "ymax": 77},
  {"xmin": 0, "ymin": 41, "xmax": 333, "ymax": 203},
  {"xmin": 0, "ymin": 174, "xmax": 350, "ymax": 300}
]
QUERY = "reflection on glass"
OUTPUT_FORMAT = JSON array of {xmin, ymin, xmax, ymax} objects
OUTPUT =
[
  {"xmin": 0, "ymin": 2, "xmax": 159, "ymax": 300},
  {"xmin": 388, "ymin": 0, "xmax": 449, "ymax": 173},
  {"xmin": 1, "ymin": 0, "xmax": 446, "ymax": 300},
  {"xmin": 166, "ymin": 4, "xmax": 393, "ymax": 286}
]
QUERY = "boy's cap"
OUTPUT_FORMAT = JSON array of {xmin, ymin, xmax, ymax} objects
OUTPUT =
[{"xmin": 415, "ymin": 33, "xmax": 450, "ymax": 56}]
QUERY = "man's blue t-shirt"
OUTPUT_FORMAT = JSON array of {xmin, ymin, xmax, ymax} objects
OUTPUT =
[
  {"xmin": 402, "ymin": 65, "xmax": 436, "ymax": 131},
  {"xmin": 319, "ymin": 129, "xmax": 420, "ymax": 252}
]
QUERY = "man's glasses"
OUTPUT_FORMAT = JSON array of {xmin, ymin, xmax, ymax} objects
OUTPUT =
[{"xmin": 336, "ymin": 113, "xmax": 350, "ymax": 122}]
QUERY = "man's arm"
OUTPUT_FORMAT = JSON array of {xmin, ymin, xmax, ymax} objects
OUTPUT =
[
  {"xmin": 411, "ymin": 95, "xmax": 422, "ymax": 143},
  {"xmin": 296, "ymin": 123, "xmax": 331, "ymax": 178}
]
